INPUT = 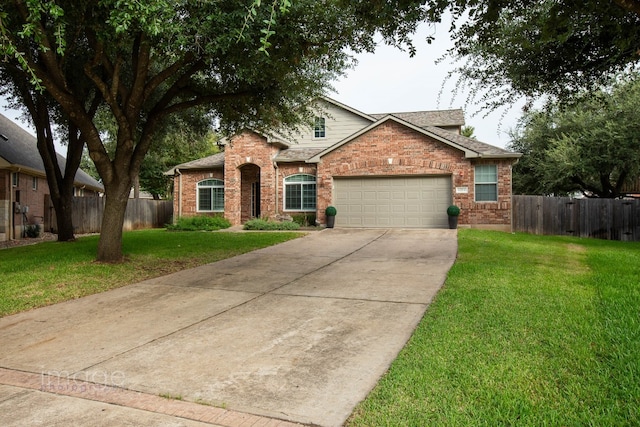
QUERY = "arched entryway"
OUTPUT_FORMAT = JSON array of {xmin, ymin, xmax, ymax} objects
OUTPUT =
[{"xmin": 240, "ymin": 164, "xmax": 260, "ymax": 223}]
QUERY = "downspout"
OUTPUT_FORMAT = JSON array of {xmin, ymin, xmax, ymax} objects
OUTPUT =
[
  {"xmin": 273, "ymin": 161, "xmax": 279, "ymax": 215},
  {"xmin": 176, "ymin": 168, "xmax": 182, "ymax": 222},
  {"xmin": 9, "ymin": 171, "xmax": 15, "ymax": 240}
]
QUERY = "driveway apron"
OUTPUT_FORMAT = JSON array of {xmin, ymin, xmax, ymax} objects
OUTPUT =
[{"xmin": 0, "ymin": 228, "xmax": 457, "ymax": 427}]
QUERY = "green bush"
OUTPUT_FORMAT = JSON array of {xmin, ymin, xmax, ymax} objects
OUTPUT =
[
  {"xmin": 25, "ymin": 224, "xmax": 41, "ymax": 238},
  {"xmin": 446, "ymin": 205, "xmax": 461, "ymax": 216},
  {"xmin": 325, "ymin": 206, "xmax": 337, "ymax": 216},
  {"xmin": 166, "ymin": 215, "xmax": 231, "ymax": 231},
  {"xmin": 292, "ymin": 213, "xmax": 316, "ymax": 227},
  {"xmin": 243, "ymin": 219, "xmax": 300, "ymax": 231}
]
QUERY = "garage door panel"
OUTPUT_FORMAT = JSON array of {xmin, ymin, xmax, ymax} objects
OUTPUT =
[{"xmin": 334, "ymin": 177, "xmax": 451, "ymax": 228}]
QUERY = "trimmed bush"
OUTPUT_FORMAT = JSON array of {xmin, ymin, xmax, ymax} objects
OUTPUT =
[
  {"xmin": 243, "ymin": 219, "xmax": 300, "ymax": 231},
  {"xmin": 447, "ymin": 205, "xmax": 461, "ymax": 216},
  {"xmin": 325, "ymin": 206, "xmax": 337, "ymax": 216},
  {"xmin": 166, "ymin": 215, "xmax": 231, "ymax": 231}
]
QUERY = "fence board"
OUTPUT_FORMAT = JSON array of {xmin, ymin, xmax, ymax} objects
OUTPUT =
[
  {"xmin": 49, "ymin": 197, "xmax": 173, "ymax": 234},
  {"xmin": 513, "ymin": 195, "xmax": 640, "ymax": 241}
]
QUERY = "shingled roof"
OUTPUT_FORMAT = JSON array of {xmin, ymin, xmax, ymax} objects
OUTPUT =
[
  {"xmin": 165, "ymin": 152, "xmax": 225, "ymax": 175},
  {"xmin": 370, "ymin": 109, "xmax": 465, "ymax": 128},
  {"xmin": 0, "ymin": 114, "xmax": 103, "ymax": 192}
]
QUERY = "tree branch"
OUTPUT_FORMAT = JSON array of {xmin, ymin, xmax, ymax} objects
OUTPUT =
[{"xmin": 613, "ymin": 0, "xmax": 640, "ymax": 16}]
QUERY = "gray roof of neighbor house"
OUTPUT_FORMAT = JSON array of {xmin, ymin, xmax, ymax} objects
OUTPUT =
[
  {"xmin": 0, "ymin": 113, "xmax": 103, "ymax": 192},
  {"xmin": 370, "ymin": 109, "xmax": 465, "ymax": 128}
]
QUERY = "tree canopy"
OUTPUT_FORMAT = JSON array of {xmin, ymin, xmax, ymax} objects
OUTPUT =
[
  {"xmin": 509, "ymin": 75, "xmax": 640, "ymax": 198},
  {"xmin": 0, "ymin": 0, "xmax": 428, "ymax": 262},
  {"xmin": 426, "ymin": 0, "xmax": 640, "ymax": 104}
]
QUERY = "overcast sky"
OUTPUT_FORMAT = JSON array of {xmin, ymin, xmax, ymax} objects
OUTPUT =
[
  {"xmin": 1, "ymin": 22, "xmax": 525, "ymax": 152},
  {"xmin": 331, "ymin": 21, "xmax": 526, "ymax": 149}
]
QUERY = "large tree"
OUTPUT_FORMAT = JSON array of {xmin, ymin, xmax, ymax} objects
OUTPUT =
[
  {"xmin": 426, "ymin": 0, "xmax": 640, "ymax": 104},
  {"xmin": 0, "ymin": 57, "xmax": 100, "ymax": 242},
  {"xmin": 509, "ymin": 75, "xmax": 640, "ymax": 198},
  {"xmin": 0, "ymin": 0, "xmax": 427, "ymax": 262}
]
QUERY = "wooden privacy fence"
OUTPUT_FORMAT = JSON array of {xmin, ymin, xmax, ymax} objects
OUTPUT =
[
  {"xmin": 47, "ymin": 196, "xmax": 173, "ymax": 234},
  {"xmin": 512, "ymin": 195, "xmax": 640, "ymax": 241}
]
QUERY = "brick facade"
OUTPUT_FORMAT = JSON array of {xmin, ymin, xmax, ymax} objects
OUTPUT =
[
  {"xmin": 1, "ymin": 170, "xmax": 100, "ymax": 240},
  {"xmin": 172, "ymin": 116, "xmax": 517, "ymax": 230},
  {"xmin": 316, "ymin": 121, "xmax": 513, "ymax": 229}
]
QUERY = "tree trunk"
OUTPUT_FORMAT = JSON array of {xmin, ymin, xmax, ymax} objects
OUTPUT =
[
  {"xmin": 96, "ymin": 184, "xmax": 131, "ymax": 262},
  {"xmin": 50, "ymin": 188, "xmax": 76, "ymax": 241}
]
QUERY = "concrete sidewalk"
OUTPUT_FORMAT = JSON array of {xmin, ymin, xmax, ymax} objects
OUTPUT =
[{"xmin": 0, "ymin": 228, "xmax": 457, "ymax": 426}]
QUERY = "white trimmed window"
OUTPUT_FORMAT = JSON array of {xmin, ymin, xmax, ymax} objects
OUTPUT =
[
  {"xmin": 12, "ymin": 172, "xmax": 18, "ymax": 187},
  {"xmin": 32, "ymin": 176, "xmax": 38, "ymax": 191},
  {"xmin": 314, "ymin": 117, "xmax": 326, "ymax": 139},
  {"xmin": 197, "ymin": 179, "xmax": 224, "ymax": 212},
  {"xmin": 475, "ymin": 165, "xmax": 498, "ymax": 202},
  {"xmin": 284, "ymin": 174, "xmax": 316, "ymax": 211}
]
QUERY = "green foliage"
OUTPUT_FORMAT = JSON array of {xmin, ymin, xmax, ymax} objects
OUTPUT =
[
  {"xmin": 460, "ymin": 125, "xmax": 475, "ymax": 139},
  {"xmin": 429, "ymin": 0, "xmax": 640, "ymax": 105},
  {"xmin": 292, "ymin": 213, "xmax": 316, "ymax": 227},
  {"xmin": 24, "ymin": 224, "xmax": 41, "ymax": 238},
  {"xmin": 165, "ymin": 215, "xmax": 231, "ymax": 231},
  {"xmin": 446, "ymin": 205, "xmax": 460, "ymax": 216},
  {"xmin": 243, "ymin": 218, "xmax": 300, "ymax": 230},
  {"xmin": 509, "ymin": 75, "xmax": 640, "ymax": 197},
  {"xmin": 349, "ymin": 230, "xmax": 640, "ymax": 426},
  {"xmin": 0, "ymin": 0, "xmax": 428, "ymax": 261},
  {"xmin": 325, "ymin": 206, "xmax": 337, "ymax": 216}
]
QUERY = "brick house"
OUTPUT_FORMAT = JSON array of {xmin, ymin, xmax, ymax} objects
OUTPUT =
[
  {"xmin": 0, "ymin": 113, "xmax": 103, "ymax": 241},
  {"xmin": 167, "ymin": 98, "xmax": 521, "ymax": 230}
]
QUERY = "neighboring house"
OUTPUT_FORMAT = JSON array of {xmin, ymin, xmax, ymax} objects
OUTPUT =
[
  {"xmin": 0, "ymin": 113, "xmax": 103, "ymax": 241},
  {"xmin": 166, "ymin": 97, "xmax": 522, "ymax": 230}
]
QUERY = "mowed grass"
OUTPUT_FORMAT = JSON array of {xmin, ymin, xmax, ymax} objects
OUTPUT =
[
  {"xmin": 348, "ymin": 229, "xmax": 640, "ymax": 426},
  {"xmin": 0, "ymin": 229, "xmax": 302, "ymax": 317}
]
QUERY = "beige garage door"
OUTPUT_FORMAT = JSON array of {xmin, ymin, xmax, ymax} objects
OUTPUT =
[{"xmin": 334, "ymin": 176, "xmax": 452, "ymax": 228}]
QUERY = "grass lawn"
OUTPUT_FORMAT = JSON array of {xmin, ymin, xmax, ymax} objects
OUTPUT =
[
  {"xmin": 348, "ymin": 229, "xmax": 640, "ymax": 426},
  {"xmin": 0, "ymin": 229, "xmax": 302, "ymax": 317}
]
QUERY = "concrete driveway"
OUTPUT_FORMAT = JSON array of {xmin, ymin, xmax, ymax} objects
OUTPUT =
[{"xmin": 0, "ymin": 228, "xmax": 457, "ymax": 427}]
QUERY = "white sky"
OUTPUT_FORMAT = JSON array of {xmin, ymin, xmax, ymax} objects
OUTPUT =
[
  {"xmin": 1, "ymin": 22, "xmax": 525, "ymax": 152},
  {"xmin": 331, "ymin": 21, "xmax": 526, "ymax": 149}
]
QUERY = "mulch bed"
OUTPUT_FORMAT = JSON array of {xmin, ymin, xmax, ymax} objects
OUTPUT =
[{"xmin": 0, "ymin": 232, "xmax": 58, "ymax": 250}]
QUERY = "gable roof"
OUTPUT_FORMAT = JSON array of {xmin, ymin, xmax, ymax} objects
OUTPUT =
[
  {"xmin": 308, "ymin": 115, "xmax": 520, "ymax": 162},
  {"xmin": 165, "ymin": 152, "xmax": 225, "ymax": 175},
  {"xmin": 0, "ymin": 113, "xmax": 103, "ymax": 192},
  {"xmin": 370, "ymin": 109, "xmax": 465, "ymax": 128}
]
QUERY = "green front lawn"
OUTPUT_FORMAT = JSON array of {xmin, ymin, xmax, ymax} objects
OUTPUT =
[
  {"xmin": 0, "ymin": 229, "xmax": 301, "ymax": 317},
  {"xmin": 348, "ymin": 229, "xmax": 640, "ymax": 426}
]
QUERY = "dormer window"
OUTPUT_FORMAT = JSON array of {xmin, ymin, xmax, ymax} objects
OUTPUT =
[{"xmin": 314, "ymin": 117, "xmax": 326, "ymax": 139}]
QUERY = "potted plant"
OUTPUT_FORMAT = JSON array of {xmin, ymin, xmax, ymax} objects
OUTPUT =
[
  {"xmin": 447, "ymin": 205, "xmax": 460, "ymax": 229},
  {"xmin": 325, "ymin": 206, "xmax": 337, "ymax": 228}
]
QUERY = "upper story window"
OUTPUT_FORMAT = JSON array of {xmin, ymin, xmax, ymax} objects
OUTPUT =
[
  {"xmin": 198, "ymin": 179, "xmax": 224, "ymax": 212},
  {"xmin": 314, "ymin": 117, "xmax": 326, "ymax": 139},
  {"xmin": 32, "ymin": 176, "xmax": 38, "ymax": 191},
  {"xmin": 475, "ymin": 164, "xmax": 498, "ymax": 202},
  {"xmin": 12, "ymin": 172, "xmax": 19, "ymax": 187},
  {"xmin": 284, "ymin": 174, "xmax": 316, "ymax": 211}
]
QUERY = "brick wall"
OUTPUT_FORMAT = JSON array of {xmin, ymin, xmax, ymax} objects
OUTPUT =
[
  {"xmin": 316, "ymin": 121, "xmax": 514, "ymax": 229},
  {"xmin": 224, "ymin": 132, "xmax": 280, "ymax": 225},
  {"xmin": 172, "ymin": 123, "xmax": 515, "ymax": 230},
  {"xmin": 172, "ymin": 169, "xmax": 224, "ymax": 219}
]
